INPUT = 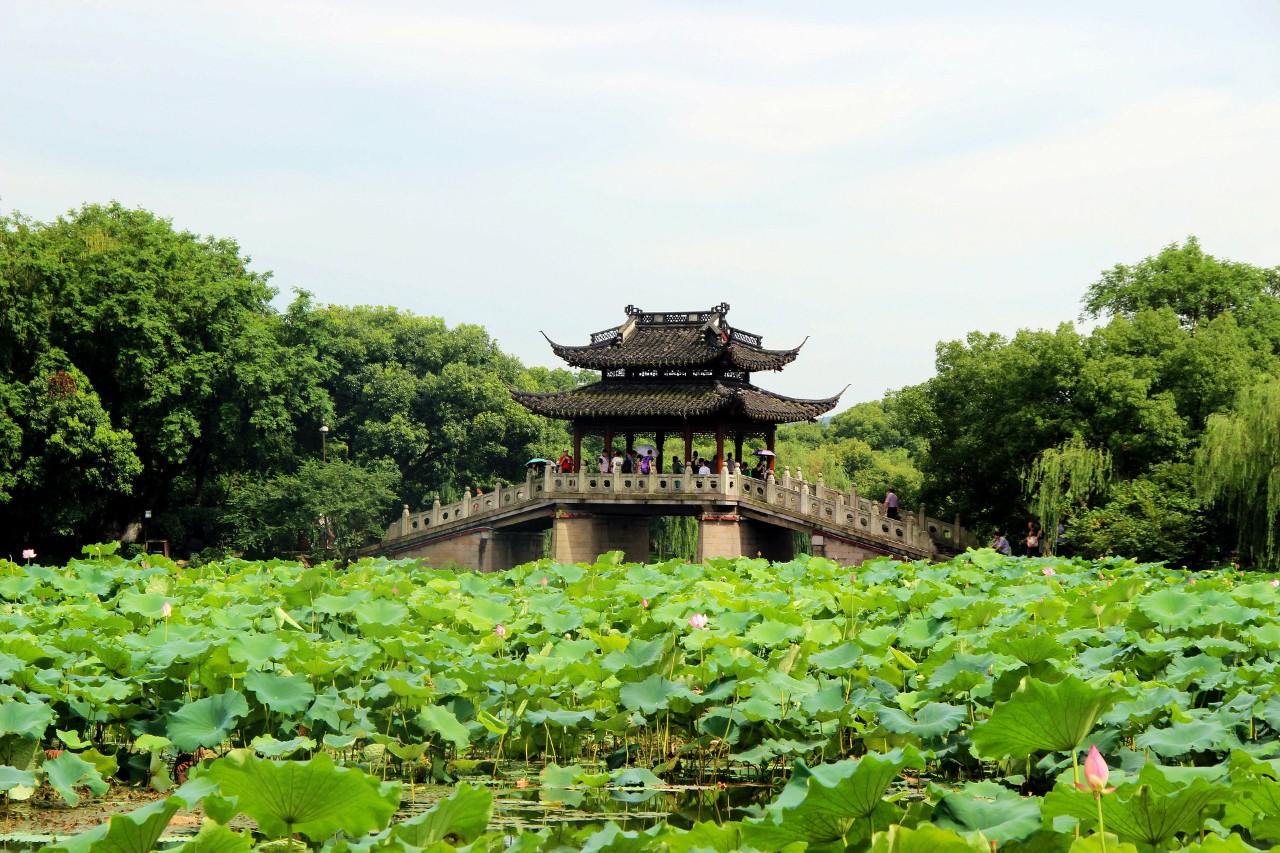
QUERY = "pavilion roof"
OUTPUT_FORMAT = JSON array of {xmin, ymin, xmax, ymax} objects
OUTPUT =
[
  {"xmin": 544, "ymin": 304, "xmax": 804, "ymax": 372},
  {"xmin": 510, "ymin": 379, "xmax": 843, "ymax": 424}
]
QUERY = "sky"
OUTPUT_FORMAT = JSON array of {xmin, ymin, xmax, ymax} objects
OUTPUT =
[{"xmin": 2, "ymin": 2, "xmax": 1278, "ymax": 406}]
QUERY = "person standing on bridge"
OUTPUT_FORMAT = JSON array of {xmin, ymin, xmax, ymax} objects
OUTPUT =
[
  {"xmin": 598, "ymin": 452, "xmax": 610, "ymax": 474},
  {"xmin": 611, "ymin": 450, "xmax": 624, "ymax": 474},
  {"xmin": 883, "ymin": 488, "xmax": 900, "ymax": 520},
  {"xmin": 558, "ymin": 450, "xmax": 574, "ymax": 473}
]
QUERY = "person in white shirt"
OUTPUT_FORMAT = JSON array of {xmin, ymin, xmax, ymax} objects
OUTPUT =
[
  {"xmin": 611, "ymin": 451, "xmax": 623, "ymax": 474},
  {"xmin": 697, "ymin": 460, "xmax": 711, "ymax": 475}
]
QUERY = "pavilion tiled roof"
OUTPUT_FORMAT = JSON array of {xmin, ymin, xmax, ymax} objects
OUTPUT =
[
  {"xmin": 510, "ymin": 380, "xmax": 842, "ymax": 423},
  {"xmin": 545, "ymin": 305, "xmax": 803, "ymax": 372}
]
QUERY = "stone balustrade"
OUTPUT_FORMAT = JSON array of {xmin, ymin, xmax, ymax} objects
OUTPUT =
[{"xmin": 383, "ymin": 465, "xmax": 977, "ymax": 557}]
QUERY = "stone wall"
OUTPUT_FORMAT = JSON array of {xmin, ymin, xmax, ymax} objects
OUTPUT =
[
  {"xmin": 396, "ymin": 527, "xmax": 546, "ymax": 572},
  {"xmin": 551, "ymin": 511, "xmax": 649, "ymax": 565}
]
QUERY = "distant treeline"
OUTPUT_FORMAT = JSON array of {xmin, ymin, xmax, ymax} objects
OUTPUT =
[
  {"xmin": 775, "ymin": 237, "xmax": 1280, "ymax": 568},
  {"xmin": 0, "ymin": 203, "xmax": 584, "ymax": 561},
  {"xmin": 4, "ymin": 206, "xmax": 1279, "ymax": 567}
]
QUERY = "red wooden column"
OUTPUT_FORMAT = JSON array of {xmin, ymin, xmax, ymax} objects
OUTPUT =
[
  {"xmin": 604, "ymin": 428, "xmax": 614, "ymax": 456},
  {"xmin": 714, "ymin": 424, "xmax": 725, "ymax": 473},
  {"xmin": 734, "ymin": 432, "xmax": 744, "ymax": 469},
  {"xmin": 572, "ymin": 424, "xmax": 583, "ymax": 473},
  {"xmin": 766, "ymin": 425, "xmax": 777, "ymax": 471},
  {"xmin": 625, "ymin": 432, "xmax": 634, "ymax": 454},
  {"xmin": 655, "ymin": 430, "xmax": 665, "ymax": 473},
  {"xmin": 682, "ymin": 424, "xmax": 693, "ymax": 468}
]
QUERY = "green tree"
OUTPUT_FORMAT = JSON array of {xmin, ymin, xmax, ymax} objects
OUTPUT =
[
  {"xmin": 222, "ymin": 458, "xmax": 401, "ymax": 561},
  {"xmin": 1083, "ymin": 236, "xmax": 1280, "ymax": 334},
  {"xmin": 1068, "ymin": 463, "xmax": 1208, "ymax": 565},
  {"xmin": 1195, "ymin": 377, "xmax": 1280, "ymax": 568},
  {"xmin": 1022, "ymin": 434, "xmax": 1113, "ymax": 552},
  {"xmin": 0, "ymin": 360, "xmax": 142, "ymax": 541},
  {"xmin": 0, "ymin": 204, "xmax": 332, "ymax": 553}
]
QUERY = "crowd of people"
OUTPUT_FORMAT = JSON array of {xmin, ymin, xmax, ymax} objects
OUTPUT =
[{"xmin": 540, "ymin": 449, "xmax": 777, "ymax": 478}]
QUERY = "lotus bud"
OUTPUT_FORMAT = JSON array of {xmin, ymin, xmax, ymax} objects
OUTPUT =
[
  {"xmin": 161, "ymin": 601, "xmax": 173, "ymax": 619},
  {"xmin": 641, "ymin": 598, "xmax": 649, "ymax": 608},
  {"xmin": 494, "ymin": 624, "xmax": 507, "ymax": 639},
  {"xmin": 541, "ymin": 577, "xmax": 549, "ymax": 587},
  {"xmin": 688, "ymin": 613, "xmax": 709, "ymax": 630},
  {"xmin": 1077, "ymin": 745, "xmax": 1116, "ymax": 794}
]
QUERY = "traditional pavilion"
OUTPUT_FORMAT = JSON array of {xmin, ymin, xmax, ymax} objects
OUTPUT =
[{"xmin": 512, "ymin": 303, "xmax": 844, "ymax": 473}]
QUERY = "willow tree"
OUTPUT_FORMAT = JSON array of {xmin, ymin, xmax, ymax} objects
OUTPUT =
[
  {"xmin": 1023, "ymin": 435, "xmax": 1114, "ymax": 553},
  {"xmin": 652, "ymin": 516, "xmax": 698, "ymax": 561},
  {"xmin": 1196, "ymin": 378, "xmax": 1280, "ymax": 568}
]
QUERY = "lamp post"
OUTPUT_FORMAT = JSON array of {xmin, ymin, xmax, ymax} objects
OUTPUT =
[{"xmin": 320, "ymin": 425, "xmax": 329, "ymax": 461}]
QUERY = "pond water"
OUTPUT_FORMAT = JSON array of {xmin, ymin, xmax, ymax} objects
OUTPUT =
[{"xmin": 0, "ymin": 767, "xmax": 783, "ymax": 848}]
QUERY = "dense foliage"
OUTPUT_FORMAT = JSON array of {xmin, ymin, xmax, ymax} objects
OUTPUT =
[
  {"xmin": 0, "ymin": 204, "xmax": 585, "ymax": 560},
  {"xmin": 779, "ymin": 238, "xmax": 1280, "ymax": 568},
  {"xmin": 4, "ymin": 550, "xmax": 1280, "ymax": 849}
]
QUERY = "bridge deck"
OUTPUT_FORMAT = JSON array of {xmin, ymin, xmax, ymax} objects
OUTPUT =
[{"xmin": 378, "ymin": 468, "xmax": 975, "ymax": 561}]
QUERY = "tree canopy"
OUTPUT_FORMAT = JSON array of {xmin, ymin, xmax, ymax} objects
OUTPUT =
[{"xmin": 0, "ymin": 203, "xmax": 583, "ymax": 560}]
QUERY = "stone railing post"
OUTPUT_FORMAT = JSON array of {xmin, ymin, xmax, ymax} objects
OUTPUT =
[
  {"xmin": 799, "ymin": 482, "xmax": 810, "ymax": 515},
  {"xmin": 543, "ymin": 464, "xmax": 555, "ymax": 493},
  {"xmin": 432, "ymin": 496, "xmax": 442, "ymax": 525},
  {"xmin": 461, "ymin": 488, "xmax": 472, "ymax": 518},
  {"xmin": 795, "ymin": 467, "xmax": 804, "ymax": 485},
  {"xmin": 815, "ymin": 473, "xmax": 826, "ymax": 502},
  {"xmin": 399, "ymin": 504, "xmax": 411, "ymax": 537},
  {"xmin": 765, "ymin": 471, "xmax": 777, "ymax": 504},
  {"xmin": 781, "ymin": 467, "xmax": 792, "ymax": 489},
  {"xmin": 849, "ymin": 484, "xmax": 858, "ymax": 511},
  {"xmin": 835, "ymin": 491, "xmax": 845, "ymax": 524}
]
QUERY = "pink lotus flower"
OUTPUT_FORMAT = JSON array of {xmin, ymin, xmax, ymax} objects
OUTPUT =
[
  {"xmin": 688, "ymin": 613, "xmax": 709, "ymax": 630},
  {"xmin": 1271, "ymin": 579, "xmax": 1279, "ymax": 589},
  {"xmin": 494, "ymin": 624, "xmax": 507, "ymax": 638},
  {"xmin": 1042, "ymin": 567, "xmax": 1056, "ymax": 576},
  {"xmin": 161, "ymin": 601, "xmax": 173, "ymax": 619},
  {"xmin": 540, "ymin": 577, "xmax": 549, "ymax": 587},
  {"xmin": 641, "ymin": 598, "xmax": 649, "ymax": 608},
  {"xmin": 1076, "ymin": 745, "xmax": 1116, "ymax": 794},
  {"xmin": 22, "ymin": 549, "xmax": 36, "ymax": 561}
]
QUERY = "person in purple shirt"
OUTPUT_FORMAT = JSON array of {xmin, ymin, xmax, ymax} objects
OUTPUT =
[{"xmin": 883, "ymin": 488, "xmax": 900, "ymax": 520}]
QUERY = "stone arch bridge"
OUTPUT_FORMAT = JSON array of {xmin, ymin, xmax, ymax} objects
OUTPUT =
[{"xmin": 373, "ymin": 466, "xmax": 977, "ymax": 571}]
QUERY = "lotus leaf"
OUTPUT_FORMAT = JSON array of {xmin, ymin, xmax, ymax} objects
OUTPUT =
[
  {"xmin": 876, "ymin": 702, "xmax": 967, "ymax": 739},
  {"xmin": 870, "ymin": 823, "xmax": 988, "ymax": 852},
  {"xmin": 205, "ymin": 750, "xmax": 400, "ymax": 841},
  {"xmin": 417, "ymin": 705, "xmax": 471, "ymax": 749},
  {"xmin": 932, "ymin": 780, "xmax": 1042, "ymax": 843},
  {"xmin": 44, "ymin": 751, "xmax": 110, "ymax": 806},
  {"xmin": 742, "ymin": 748, "xmax": 924, "ymax": 848},
  {"xmin": 1042, "ymin": 762, "xmax": 1230, "ymax": 847},
  {"xmin": 45, "ymin": 795, "xmax": 181, "ymax": 853},
  {"xmin": 0, "ymin": 700, "xmax": 53, "ymax": 739},
  {"xmin": 244, "ymin": 671, "xmax": 316, "ymax": 716},
  {"xmin": 971, "ymin": 675, "xmax": 1117, "ymax": 760},
  {"xmin": 0, "ymin": 764, "xmax": 36, "ymax": 793},
  {"xmin": 167, "ymin": 691, "xmax": 250, "ymax": 751},
  {"xmin": 178, "ymin": 821, "xmax": 254, "ymax": 852}
]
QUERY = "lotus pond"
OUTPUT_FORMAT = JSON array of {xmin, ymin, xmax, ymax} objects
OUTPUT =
[{"xmin": 1, "ymin": 549, "xmax": 1280, "ymax": 851}]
